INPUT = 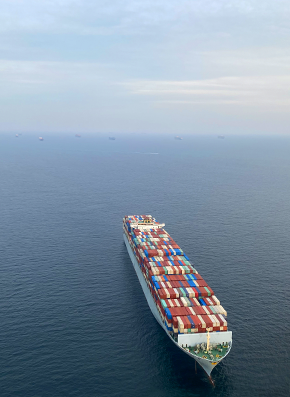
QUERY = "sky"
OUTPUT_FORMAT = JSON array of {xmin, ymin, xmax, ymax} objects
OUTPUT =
[{"xmin": 0, "ymin": 0, "xmax": 290, "ymax": 134}]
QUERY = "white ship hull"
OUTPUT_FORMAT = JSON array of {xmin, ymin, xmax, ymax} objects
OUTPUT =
[{"xmin": 124, "ymin": 233, "xmax": 232, "ymax": 378}]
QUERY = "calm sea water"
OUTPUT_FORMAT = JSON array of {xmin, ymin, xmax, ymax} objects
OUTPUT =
[{"xmin": 0, "ymin": 133, "xmax": 289, "ymax": 397}]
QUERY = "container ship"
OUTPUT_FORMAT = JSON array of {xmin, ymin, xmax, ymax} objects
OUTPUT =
[{"xmin": 123, "ymin": 215, "xmax": 232, "ymax": 381}]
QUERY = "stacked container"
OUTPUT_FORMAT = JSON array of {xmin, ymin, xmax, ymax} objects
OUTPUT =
[{"xmin": 123, "ymin": 215, "xmax": 228, "ymax": 336}]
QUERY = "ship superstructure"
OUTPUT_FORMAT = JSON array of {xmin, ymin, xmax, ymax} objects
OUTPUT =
[{"xmin": 123, "ymin": 215, "xmax": 232, "ymax": 381}]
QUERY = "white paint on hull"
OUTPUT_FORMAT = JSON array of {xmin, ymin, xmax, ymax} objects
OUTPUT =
[{"xmin": 124, "ymin": 233, "xmax": 232, "ymax": 377}]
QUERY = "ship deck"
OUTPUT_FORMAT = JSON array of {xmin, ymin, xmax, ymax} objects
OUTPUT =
[{"xmin": 186, "ymin": 343, "xmax": 230, "ymax": 361}]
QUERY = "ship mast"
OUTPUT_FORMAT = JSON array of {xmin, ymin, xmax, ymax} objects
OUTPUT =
[{"xmin": 206, "ymin": 328, "xmax": 211, "ymax": 351}]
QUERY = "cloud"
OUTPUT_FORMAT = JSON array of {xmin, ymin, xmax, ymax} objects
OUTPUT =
[
  {"xmin": 123, "ymin": 75, "xmax": 290, "ymax": 108},
  {"xmin": 0, "ymin": 0, "xmax": 289, "ymax": 34},
  {"xmin": 0, "ymin": 2, "xmax": 290, "ymax": 133},
  {"xmin": 0, "ymin": 60, "xmax": 112, "ymax": 87},
  {"xmin": 0, "ymin": 59, "xmax": 124, "ymax": 108},
  {"xmin": 0, "ymin": 60, "xmax": 289, "ymax": 134},
  {"xmin": 1, "ymin": 59, "xmax": 289, "ymax": 110}
]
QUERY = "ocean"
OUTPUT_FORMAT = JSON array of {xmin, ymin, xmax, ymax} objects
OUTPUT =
[{"xmin": 0, "ymin": 133, "xmax": 289, "ymax": 397}]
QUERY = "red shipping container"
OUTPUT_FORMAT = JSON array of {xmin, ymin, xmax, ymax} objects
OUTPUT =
[
  {"xmin": 194, "ymin": 306, "xmax": 204, "ymax": 315},
  {"xmin": 185, "ymin": 307, "xmax": 193, "ymax": 315},
  {"xmin": 197, "ymin": 280, "xmax": 208, "ymax": 287},
  {"xmin": 201, "ymin": 315, "xmax": 213, "ymax": 328},
  {"xmin": 176, "ymin": 307, "xmax": 186, "ymax": 316},
  {"xmin": 170, "ymin": 280, "xmax": 176, "ymax": 288},
  {"xmin": 203, "ymin": 297, "xmax": 211, "ymax": 305},
  {"xmin": 181, "ymin": 316, "xmax": 191, "ymax": 329},
  {"xmin": 181, "ymin": 307, "xmax": 189, "ymax": 316},
  {"xmin": 205, "ymin": 306, "xmax": 214, "ymax": 315},
  {"xmin": 167, "ymin": 288, "xmax": 179, "ymax": 299},
  {"xmin": 207, "ymin": 286, "xmax": 214, "ymax": 295},
  {"xmin": 147, "ymin": 249, "xmax": 158, "ymax": 257},
  {"xmin": 189, "ymin": 298, "xmax": 200, "ymax": 306},
  {"xmin": 189, "ymin": 315, "xmax": 202, "ymax": 328},
  {"xmin": 190, "ymin": 288, "xmax": 199, "ymax": 298},
  {"xmin": 158, "ymin": 289, "xmax": 167, "ymax": 299},
  {"xmin": 216, "ymin": 314, "xmax": 227, "ymax": 326},
  {"xmin": 176, "ymin": 281, "xmax": 182, "ymax": 288},
  {"xmin": 198, "ymin": 287, "xmax": 208, "ymax": 297}
]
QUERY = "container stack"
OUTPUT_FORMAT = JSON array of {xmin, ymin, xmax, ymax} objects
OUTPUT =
[{"xmin": 123, "ymin": 215, "xmax": 228, "ymax": 336}]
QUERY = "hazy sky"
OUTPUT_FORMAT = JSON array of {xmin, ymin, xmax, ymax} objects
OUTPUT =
[{"xmin": 1, "ymin": 0, "xmax": 290, "ymax": 134}]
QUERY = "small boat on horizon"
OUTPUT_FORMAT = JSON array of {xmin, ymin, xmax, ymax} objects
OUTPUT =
[
  {"xmin": 175, "ymin": 136, "xmax": 183, "ymax": 140},
  {"xmin": 109, "ymin": 137, "xmax": 116, "ymax": 140},
  {"xmin": 15, "ymin": 134, "xmax": 19, "ymax": 137},
  {"xmin": 75, "ymin": 134, "xmax": 81, "ymax": 137},
  {"xmin": 218, "ymin": 135, "xmax": 225, "ymax": 139},
  {"xmin": 39, "ymin": 137, "xmax": 44, "ymax": 141}
]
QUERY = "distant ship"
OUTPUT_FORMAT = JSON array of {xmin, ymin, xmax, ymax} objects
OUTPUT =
[
  {"xmin": 15, "ymin": 134, "xmax": 18, "ymax": 138},
  {"xmin": 218, "ymin": 135, "xmax": 225, "ymax": 139},
  {"xmin": 175, "ymin": 136, "xmax": 183, "ymax": 140},
  {"xmin": 109, "ymin": 137, "xmax": 116, "ymax": 140},
  {"xmin": 75, "ymin": 134, "xmax": 81, "ymax": 138},
  {"xmin": 39, "ymin": 137, "xmax": 44, "ymax": 141}
]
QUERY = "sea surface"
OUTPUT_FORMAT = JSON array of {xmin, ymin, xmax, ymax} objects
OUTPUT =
[{"xmin": 0, "ymin": 133, "xmax": 289, "ymax": 397}]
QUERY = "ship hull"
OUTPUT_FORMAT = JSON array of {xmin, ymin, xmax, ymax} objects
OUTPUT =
[{"xmin": 124, "ymin": 233, "xmax": 232, "ymax": 377}]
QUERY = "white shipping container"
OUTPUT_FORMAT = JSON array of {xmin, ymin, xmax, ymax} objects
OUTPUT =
[
  {"xmin": 216, "ymin": 314, "xmax": 227, "ymax": 326},
  {"xmin": 168, "ymin": 299, "xmax": 174, "ymax": 308},
  {"xmin": 197, "ymin": 315, "xmax": 206, "ymax": 328},
  {"xmin": 193, "ymin": 298, "xmax": 200, "ymax": 306},
  {"xmin": 177, "ymin": 316, "xmax": 184, "ymax": 329},
  {"xmin": 208, "ymin": 314, "xmax": 217, "ymax": 327},
  {"xmin": 210, "ymin": 305, "xmax": 217, "ymax": 314},
  {"xmin": 219, "ymin": 305, "xmax": 227, "ymax": 316},
  {"xmin": 212, "ymin": 296, "xmax": 220, "ymax": 305},
  {"xmin": 212, "ymin": 314, "xmax": 220, "ymax": 327},
  {"xmin": 186, "ymin": 287, "xmax": 195, "ymax": 297},
  {"xmin": 203, "ymin": 306, "xmax": 210, "ymax": 315},
  {"xmin": 174, "ymin": 299, "xmax": 181, "ymax": 307},
  {"xmin": 188, "ymin": 306, "xmax": 196, "ymax": 316}
]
